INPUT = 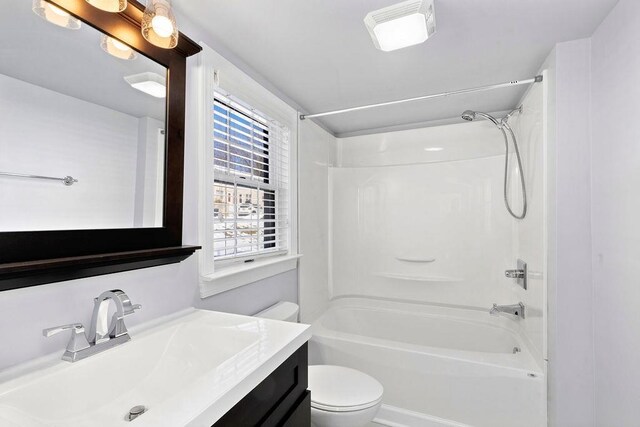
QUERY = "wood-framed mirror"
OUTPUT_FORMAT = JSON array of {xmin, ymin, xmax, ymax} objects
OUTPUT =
[{"xmin": 0, "ymin": 0, "xmax": 201, "ymax": 291}]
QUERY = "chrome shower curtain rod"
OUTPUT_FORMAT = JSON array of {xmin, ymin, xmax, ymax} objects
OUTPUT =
[{"xmin": 299, "ymin": 75, "xmax": 543, "ymax": 120}]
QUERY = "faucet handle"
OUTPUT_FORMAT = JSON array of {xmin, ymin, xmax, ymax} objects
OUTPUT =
[
  {"xmin": 109, "ymin": 290, "xmax": 141, "ymax": 316},
  {"xmin": 43, "ymin": 323, "xmax": 91, "ymax": 353},
  {"xmin": 113, "ymin": 298, "xmax": 141, "ymax": 338},
  {"xmin": 123, "ymin": 303, "xmax": 142, "ymax": 317},
  {"xmin": 43, "ymin": 323, "xmax": 84, "ymax": 337}
]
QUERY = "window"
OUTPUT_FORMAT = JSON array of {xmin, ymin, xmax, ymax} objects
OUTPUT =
[
  {"xmin": 211, "ymin": 92, "xmax": 290, "ymax": 263},
  {"xmin": 197, "ymin": 46, "xmax": 299, "ymax": 297}
]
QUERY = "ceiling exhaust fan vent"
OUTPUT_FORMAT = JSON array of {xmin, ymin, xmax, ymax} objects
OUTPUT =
[{"xmin": 364, "ymin": 0, "xmax": 436, "ymax": 52}]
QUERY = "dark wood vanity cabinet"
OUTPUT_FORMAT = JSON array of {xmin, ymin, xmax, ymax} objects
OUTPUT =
[{"xmin": 214, "ymin": 343, "xmax": 310, "ymax": 427}]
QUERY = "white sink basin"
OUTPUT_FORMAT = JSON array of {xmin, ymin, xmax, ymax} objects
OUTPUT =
[{"xmin": 0, "ymin": 309, "xmax": 310, "ymax": 426}]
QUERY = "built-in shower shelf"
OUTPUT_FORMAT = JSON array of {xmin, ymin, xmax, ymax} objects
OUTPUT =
[
  {"xmin": 374, "ymin": 272, "xmax": 462, "ymax": 282},
  {"xmin": 395, "ymin": 256, "xmax": 436, "ymax": 263}
]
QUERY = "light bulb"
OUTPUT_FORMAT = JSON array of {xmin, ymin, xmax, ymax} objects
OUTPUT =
[
  {"xmin": 32, "ymin": 0, "xmax": 82, "ymax": 29},
  {"xmin": 151, "ymin": 15, "xmax": 174, "ymax": 38},
  {"xmin": 100, "ymin": 35, "xmax": 137, "ymax": 60},
  {"xmin": 85, "ymin": 0, "xmax": 127, "ymax": 13},
  {"xmin": 141, "ymin": 0, "xmax": 178, "ymax": 49},
  {"xmin": 47, "ymin": 3, "xmax": 69, "ymax": 16},
  {"xmin": 111, "ymin": 38, "xmax": 129, "ymax": 51}
]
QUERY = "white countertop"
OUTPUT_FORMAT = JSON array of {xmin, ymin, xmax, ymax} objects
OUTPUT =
[{"xmin": 0, "ymin": 308, "xmax": 311, "ymax": 426}]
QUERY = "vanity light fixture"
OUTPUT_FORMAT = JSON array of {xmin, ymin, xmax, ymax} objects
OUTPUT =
[
  {"xmin": 32, "ymin": 0, "xmax": 81, "ymax": 30},
  {"xmin": 141, "ymin": 0, "xmax": 178, "ymax": 49},
  {"xmin": 101, "ymin": 35, "xmax": 137, "ymax": 60},
  {"xmin": 364, "ymin": 0, "xmax": 436, "ymax": 52},
  {"xmin": 424, "ymin": 147, "xmax": 443, "ymax": 152},
  {"xmin": 124, "ymin": 72, "xmax": 166, "ymax": 98},
  {"xmin": 85, "ymin": 0, "xmax": 126, "ymax": 13}
]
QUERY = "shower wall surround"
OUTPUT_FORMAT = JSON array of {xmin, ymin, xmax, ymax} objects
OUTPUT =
[
  {"xmin": 509, "ymin": 80, "xmax": 547, "ymax": 366},
  {"xmin": 331, "ymin": 85, "xmax": 547, "ymax": 367},
  {"xmin": 331, "ymin": 148, "xmax": 513, "ymax": 305},
  {"xmin": 298, "ymin": 120, "xmax": 336, "ymax": 323}
]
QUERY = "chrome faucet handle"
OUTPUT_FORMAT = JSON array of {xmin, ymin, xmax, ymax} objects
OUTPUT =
[
  {"xmin": 505, "ymin": 259, "xmax": 528, "ymax": 290},
  {"xmin": 124, "ymin": 304, "xmax": 142, "ymax": 316},
  {"xmin": 118, "ymin": 291, "xmax": 142, "ymax": 316},
  {"xmin": 505, "ymin": 270, "xmax": 525, "ymax": 279},
  {"xmin": 111, "ymin": 291, "xmax": 141, "ymax": 337},
  {"xmin": 43, "ymin": 323, "xmax": 91, "ymax": 355},
  {"xmin": 43, "ymin": 323, "xmax": 83, "ymax": 337}
]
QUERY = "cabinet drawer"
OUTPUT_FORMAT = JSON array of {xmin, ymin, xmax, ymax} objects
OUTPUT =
[{"xmin": 281, "ymin": 391, "xmax": 311, "ymax": 427}]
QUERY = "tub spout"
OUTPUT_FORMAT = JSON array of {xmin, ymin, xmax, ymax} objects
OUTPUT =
[{"xmin": 490, "ymin": 302, "xmax": 525, "ymax": 319}]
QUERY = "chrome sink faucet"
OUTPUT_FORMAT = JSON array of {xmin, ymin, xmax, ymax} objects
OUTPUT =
[
  {"xmin": 490, "ymin": 302, "xmax": 525, "ymax": 319},
  {"xmin": 88, "ymin": 290, "xmax": 141, "ymax": 344},
  {"xmin": 43, "ymin": 289, "xmax": 141, "ymax": 362}
]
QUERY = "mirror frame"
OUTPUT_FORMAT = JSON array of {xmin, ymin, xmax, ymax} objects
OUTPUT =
[{"xmin": 0, "ymin": 0, "xmax": 201, "ymax": 291}]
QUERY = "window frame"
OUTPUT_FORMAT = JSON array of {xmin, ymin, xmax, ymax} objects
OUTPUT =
[
  {"xmin": 212, "ymin": 95, "xmax": 286, "ymax": 264},
  {"xmin": 197, "ymin": 44, "xmax": 299, "ymax": 298}
]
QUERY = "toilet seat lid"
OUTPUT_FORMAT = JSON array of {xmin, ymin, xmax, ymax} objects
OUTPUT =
[{"xmin": 309, "ymin": 365, "xmax": 383, "ymax": 412}]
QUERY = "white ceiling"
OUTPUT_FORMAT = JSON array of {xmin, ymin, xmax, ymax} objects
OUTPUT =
[{"xmin": 176, "ymin": 0, "xmax": 618, "ymax": 136}]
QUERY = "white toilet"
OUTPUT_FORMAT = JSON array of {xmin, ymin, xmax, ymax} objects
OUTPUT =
[{"xmin": 255, "ymin": 302, "xmax": 384, "ymax": 427}]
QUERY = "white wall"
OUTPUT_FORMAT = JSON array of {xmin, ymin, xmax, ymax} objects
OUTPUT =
[
  {"xmin": 543, "ymin": 16, "xmax": 639, "ymax": 426},
  {"xmin": 134, "ymin": 117, "xmax": 165, "ymax": 228},
  {"xmin": 591, "ymin": 0, "xmax": 640, "ymax": 424},
  {"xmin": 0, "ymin": 73, "xmax": 139, "ymax": 231},
  {"xmin": 545, "ymin": 39, "xmax": 596, "ymax": 427},
  {"xmin": 298, "ymin": 120, "xmax": 336, "ymax": 323}
]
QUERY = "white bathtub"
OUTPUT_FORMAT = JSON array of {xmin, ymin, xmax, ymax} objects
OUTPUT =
[{"xmin": 309, "ymin": 298, "xmax": 546, "ymax": 427}]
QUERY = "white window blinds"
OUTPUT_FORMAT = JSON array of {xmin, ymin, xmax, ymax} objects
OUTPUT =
[{"xmin": 212, "ymin": 92, "xmax": 290, "ymax": 261}]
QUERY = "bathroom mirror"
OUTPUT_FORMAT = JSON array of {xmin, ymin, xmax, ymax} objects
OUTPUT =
[
  {"xmin": 0, "ymin": 1, "xmax": 167, "ymax": 231},
  {"xmin": 0, "ymin": 0, "xmax": 201, "ymax": 291}
]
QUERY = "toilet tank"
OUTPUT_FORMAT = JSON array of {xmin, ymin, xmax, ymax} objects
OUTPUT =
[{"xmin": 254, "ymin": 301, "xmax": 299, "ymax": 322}]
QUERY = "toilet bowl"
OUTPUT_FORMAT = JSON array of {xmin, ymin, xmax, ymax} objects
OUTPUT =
[
  {"xmin": 308, "ymin": 365, "xmax": 383, "ymax": 427},
  {"xmin": 255, "ymin": 302, "xmax": 384, "ymax": 427}
]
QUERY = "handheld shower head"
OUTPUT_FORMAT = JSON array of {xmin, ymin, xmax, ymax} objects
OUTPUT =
[{"xmin": 459, "ymin": 108, "xmax": 527, "ymax": 219}]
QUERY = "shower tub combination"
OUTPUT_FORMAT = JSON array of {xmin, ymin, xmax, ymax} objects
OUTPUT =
[{"xmin": 309, "ymin": 297, "xmax": 546, "ymax": 427}]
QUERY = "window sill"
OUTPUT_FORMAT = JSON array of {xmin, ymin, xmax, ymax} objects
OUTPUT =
[{"xmin": 199, "ymin": 254, "xmax": 301, "ymax": 298}]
